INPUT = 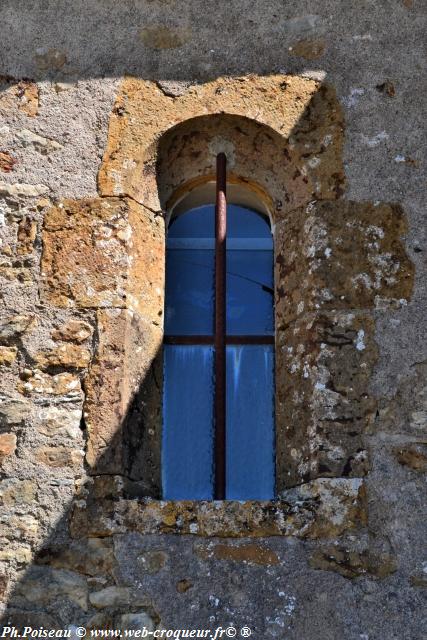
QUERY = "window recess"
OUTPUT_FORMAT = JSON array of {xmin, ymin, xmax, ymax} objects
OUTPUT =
[{"xmin": 163, "ymin": 155, "xmax": 275, "ymax": 500}]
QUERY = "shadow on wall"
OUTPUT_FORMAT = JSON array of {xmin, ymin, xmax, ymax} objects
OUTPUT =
[
  {"xmin": 0, "ymin": 348, "xmax": 165, "ymax": 629},
  {"xmin": 0, "ymin": 73, "xmax": 415, "ymax": 630}
]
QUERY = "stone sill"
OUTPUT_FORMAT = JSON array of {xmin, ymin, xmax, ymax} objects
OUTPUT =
[{"xmin": 70, "ymin": 477, "xmax": 366, "ymax": 539}]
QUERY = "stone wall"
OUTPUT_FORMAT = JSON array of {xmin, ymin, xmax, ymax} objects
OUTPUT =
[{"xmin": 0, "ymin": 2, "xmax": 426, "ymax": 638}]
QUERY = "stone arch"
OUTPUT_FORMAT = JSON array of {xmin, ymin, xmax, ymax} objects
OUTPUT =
[
  {"xmin": 156, "ymin": 112, "xmax": 305, "ymax": 220},
  {"xmin": 98, "ymin": 75, "xmax": 346, "ymax": 216}
]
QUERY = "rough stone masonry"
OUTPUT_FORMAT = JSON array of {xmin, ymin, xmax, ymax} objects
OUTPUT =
[{"xmin": 0, "ymin": 2, "xmax": 426, "ymax": 639}]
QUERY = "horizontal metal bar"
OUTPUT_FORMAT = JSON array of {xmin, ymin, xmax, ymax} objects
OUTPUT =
[{"xmin": 164, "ymin": 335, "xmax": 274, "ymax": 345}]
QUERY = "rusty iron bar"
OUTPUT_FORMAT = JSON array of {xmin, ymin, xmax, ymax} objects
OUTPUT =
[{"xmin": 214, "ymin": 152, "xmax": 227, "ymax": 500}]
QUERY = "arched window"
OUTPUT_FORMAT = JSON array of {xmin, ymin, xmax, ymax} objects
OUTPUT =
[{"xmin": 162, "ymin": 158, "xmax": 275, "ymax": 500}]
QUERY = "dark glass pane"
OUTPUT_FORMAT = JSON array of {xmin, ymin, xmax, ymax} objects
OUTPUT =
[
  {"xmin": 165, "ymin": 249, "xmax": 214, "ymax": 335},
  {"xmin": 166, "ymin": 206, "xmax": 215, "ymax": 335},
  {"xmin": 227, "ymin": 205, "xmax": 271, "ymax": 238},
  {"xmin": 162, "ymin": 345, "xmax": 214, "ymax": 500},
  {"xmin": 167, "ymin": 205, "xmax": 271, "ymax": 249},
  {"xmin": 226, "ymin": 250, "xmax": 274, "ymax": 335},
  {"xmin": 168, "ymin": 205, "xmax": 214, "ymax": 238},
  {"xmin": 226, "ymin": 206, "xmax": 273, "ymax": 335},
  {"xmin": 226, "ymin": 345, "xmax": 275, "ymax": 500},
  {"xmin": 166, "ymin": 205, "xmax": 273, "ymax": 336}
]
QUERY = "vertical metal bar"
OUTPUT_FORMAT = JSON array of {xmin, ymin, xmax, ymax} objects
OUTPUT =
[{"xmin": 214, "ymin": 152, "xmax": 227, "ymax": 500}]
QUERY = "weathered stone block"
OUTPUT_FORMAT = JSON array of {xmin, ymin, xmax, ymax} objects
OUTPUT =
[
  {"xmin": 0, "ymin": 479, "xmax": 36, "ymax": 506},
  {"xmin": 34, "ymin": 48, "xmax": 67, "ymax": 72},
  {"xmin": 41, "ymin": 197, "xmax": 164, "ymax": 318},
  {"xmin": 34, "ymin": 343, "xmax": 91, "ymax": 370},
  {"xmin": 290, "ymin": 38, "xmax": 326, "ymax": 60},
  {"xmin": 275, "ymin": 200, "xmax": 414, "ymax": 324},
  {"xmin": 52, "ymin": 319, "xmax": 93, "ymax": 343},
  {"xmin": 137, "ymin": 550, "xmax": 167, "ymax": 574},
  {"xmin": 0, "ymin": 547, "xmax": 32, "ymax": 564},
  {"xmin": 280, "ymin": 477, "xmax": 367, "ymax": 538},
  {"xmin": 69, "ymin": 477, "xmax": 365, "ymax": 539},
  {"xmin": 0, "ymin": 398, "xmax": 32, "ymax": 425},
  {"xmin": 3, "ymin": 514, "xmax": 39, "ymax": 538},
  {"xmin": 17, "ymin": 216, "xmax": 37, "ymax": 254},
  {"xmin": 0, "ymin": 346, "xmax": 17, "ymax": 365},
  {"xmin": 36, "ymin": 538, "xmax": 115, "ymax": 577},
  {"xmin": 276, "ymin": 312, "xmax": 377, "ymax": 488},
  {"xmin": 36, "ymin": 446, "xmax": 83, "ymax": 468},
  {"xmin": 0, "ymin": 433, "xmax": 17, "ymax": 460},
  {"xmin": 17, "ymin": 370, "xmax": 82, "ymax": 399},
  {"xmin": 410, "ymin": 570, "xmax": 427, "ymax": 587},
  {"xmin": 41, "ymin": 197, "xmax": 130, "ymax": 308},
  {"xmin": 140, "ymin": 25, "xmax": 191, "ymax": 49},
  {"xmin": 89, "ymin": 586, "xmax": 133, "ymax": 609},
  {"xmin": 0, "ymin": 150, "xmax": 16, "ymax": 173},
  {"xmin": 176, "ymin": 579, "xmax": 192, "ymax": 593},
  {"xmin": 197, "ymin": 543, "xmax": 279, "ymax": 565},
  {"xmin": 16, "ymin": 128, "xmax": 62, "ymax": 154},
  {"xmin": 36, "ymin": 405, "xmax": 82, "ymax": 438},
  {"xmin": 394, "ymin": 444, "xmax": 427, "ymax": 472},
  {"xmin": 84, "ymin": 309, "xmax": 162, "ymax": 492},
  {"xmin": 0, "ymin": 314, "xmax": 36, "ymax": 343},
  {"xmin": 14, "ymin": 567, "xmax": 88, "ymax": 611},
  {"xmin": 15, "ymin": 80, "xmax": 39, "ymax": 116},
  {"xmin": 0, "ymin": 183, "xmax": 48, "ymax": 197},
  {"xmin": 309, "ymin": 545, "xmax": 396, "ymax": 579}
]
